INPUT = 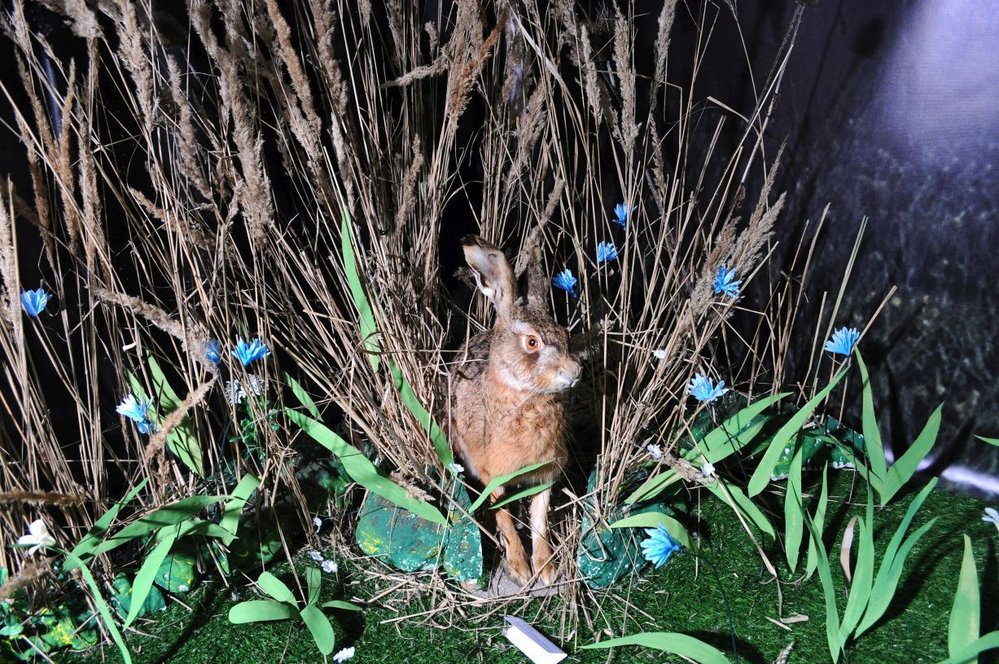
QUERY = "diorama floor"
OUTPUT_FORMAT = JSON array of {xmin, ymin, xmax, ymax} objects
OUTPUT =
[{"xmin": 64, "ymin": 473, "xmax": 997, "ymax": 664}]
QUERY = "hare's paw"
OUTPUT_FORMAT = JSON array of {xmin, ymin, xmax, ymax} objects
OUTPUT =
[
  {"xmin": 535, "ymin": 560, "xmax": 558, "ymax": 586},
  {"xmin": 505, "ymin": 551, "xmax": 533, "ymax": 586}
]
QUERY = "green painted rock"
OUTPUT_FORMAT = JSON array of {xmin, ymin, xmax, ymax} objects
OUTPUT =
[
  {"xmin": 355, "ymin": 480, "xmax": 482, "ymax": 582},
  {"xmin": 37, "ymin": 605, "xmax": 98, "ymax": 650},
  {"xmin": 228, "ymin": 518, "xmax": 283, "ymax": 568},
  {"xmin": 110, "ymin": 573, "xmax": 167, "ymax": 620},
  {"xmin": 577, "ymin": 469, "xmax": 668, "ymax": 589},
  {"xmin": 154, "ymin": 545, "xmax": 197, "ymax": 593}
]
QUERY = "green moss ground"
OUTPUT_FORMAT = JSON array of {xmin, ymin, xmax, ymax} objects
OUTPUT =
[{"xmin": 64, "ymin": 474, "xmax": 997, "ymax": 663}]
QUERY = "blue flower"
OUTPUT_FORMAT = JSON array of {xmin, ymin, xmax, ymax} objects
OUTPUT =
[
  {"xmin": 205, "ymin": 340, "xmax": 222, "ymax": 365},
  {"xmin": 612, "ymin": 202, "xmax": 634, "ymax": 228},
  {"xmin": 640, "ymin": 525, "xmax": 681, "ymax": 568},
  {"xmin": 824, "ymin": 327, "xmax": 860, "ymax": 356},
  {"xmin": 687, "ymin": 373, "xmax": 728, "ymax": 403},
  {"xmin": 596, "ymin": 241, "xmax": 618, "ymax": 264},
  {"xmin": 712, "ymin": 265, "xmax": 741, "ymax": 298},
  {"xmin": 232, "ymin": 337, "xmax": 271, "ymax": 367},
  {"xmin": 20, "ymin": 289, "xmax": 51, "ymax": 317},
  {"xmin": 552, "ymin": 269, "xmax": 578, "ymax": 297},
  {"xmin": 116, "ymin": 394, "xmax": 157, "ymax": 435}
]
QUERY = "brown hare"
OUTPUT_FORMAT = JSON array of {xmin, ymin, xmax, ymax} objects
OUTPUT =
[{"xmin": 450, "ymin": 235, "xmax": 581, "ymax": 586}]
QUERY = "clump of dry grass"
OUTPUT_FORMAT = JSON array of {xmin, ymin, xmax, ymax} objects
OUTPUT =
[{"xmin": 0, "ymin": 0, "xmax": 837, "ymax": 642}]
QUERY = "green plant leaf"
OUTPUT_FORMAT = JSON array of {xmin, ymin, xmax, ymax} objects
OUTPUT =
[
  {"xmin": 803, "ymin": 511, "xmax": 841, "ymax": 662},
  {"xmin": 856, "ymin": 479, "xmax": 938, "ymax": 637},
  {"xmin": 625, "ymin": 468, "xmax": 680, "ymax": 506},
  {"xmin": 580, "ymin": 632, "xmax": 730, "ymax": 663},
  {"xmin": 88, "ymin": 495, "xmax": 226, "ymax": 560},
  {"xmin": 490, "ymin": 482, "xmax": 553, "ymax": 510},
  {"xmin": 948, "ymin": 535, "xmax": 980, "ymax": 658},
  {"xmin": 221, "ymin": 474, "xmax": 260, "ymax": 546},
  {"xmin": 974, "ymin": 435, "xmax": 999, "ymax": 447},
  {"xmin": 389, "ymin": 362, "xmax": 453, "ymax": 469},
  {"xmin": 68, "ymin": 479, "xmax": 149, "ymax": 567},
  {"xmin": 468, "ymin": 460, "xmax": 553, "ymax": 513},
  {"xmin": 286, "ymin": 409, "xmax": 446, "ymax": 525},
  {"xmin": 300, "ymin": 604, "xmax": 336, "ymax": 655},
  {"xmin": 702, "ymin": 478, "xmax": 775, "ymax": 539},
  {"xmin": 938, "ymin": 632, "xmax": 999, "ymax": 664},
  {"xmin": 146, "ymin": 354, "xmax": 181, "ymax": 411},
  {"xmin": 748, "ymin": 369, "xmax": 847, "ymax": 497},
  {"xmin": 608, "ymin": 511, "xmax": 693, "ymax": 550},
  {"xmin": 784, "ymin": 440, "xmax": 805, "ymax": 572},
  {"xmin": 285, "ymin": 374, "xmax": 321, "ymax": 418},
  {"xmin": 124, "ymin": 528, "xmax": 178, "ymax": 628},
  {"xmin": 805, "ymin": 464, "xmax": 831, "ymax": 578},
  {"xmin": 625, "ymin": 394, "xmax": 784, "ymax": 506},
  {"xmin": 839, "ymin": 485, "xmax": 874, "ymax": 640},
  {"xmin": 321, "ymin": 600, "xmax": 362, "ymax": 611},
  {"xmin": 855, "ymin": 351, "xmax": 887, "ymax": 487},
  {"xmin": 880, "ymin": 404, "xmax": 942, "ymax": 505},
  {"xmin": 165, "ymin": 426, "xmax": 204, "ymax": 477},
  {"xmin": 305, "ymin": 566, "xmax": 321, "ymax": 607},
  {"xmin": 61, "ymin": 550, "xmax": 131, "ymax": 664},
  {"xmin": 228, "ymin": 600, "xmax": 297, "ymax": 624},
  {"xmin": 697, "ymin": 393, "xmax": 788, "ymax": 460},
  {"xmin": 257, "ymin": 572, "xmax": 297, "ymax": 604},
  {"xmin": 341, "ymin": 208, "xmax": 380, "ymax": 371}
]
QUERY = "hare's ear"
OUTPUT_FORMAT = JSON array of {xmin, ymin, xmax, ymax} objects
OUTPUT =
[
  {"xmin": 462, "ymin": 235, "xmax": 515, "ymax": 317},
  {"xmin": 524, "ymin": 244, "xmax": 549, "ymax": 312}
]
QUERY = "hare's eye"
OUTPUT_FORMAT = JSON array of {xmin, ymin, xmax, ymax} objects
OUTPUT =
[{"xmin": 522, "ymin": 334, "xmax": 542, "ymax": 352}]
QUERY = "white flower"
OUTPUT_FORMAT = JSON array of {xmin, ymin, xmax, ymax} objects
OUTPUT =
[
  {"xmin": 225, "ymin": 380, "xmax": 246, "ymax": 405},
  {"xmin": 313, "ymin": 516, "xmax": 323, "ymax": 531},
  {"xmin": 307, "ymin": 549, "xmax": 323, "ymax": 563},
  {"xmin": 321, "ymin": 559, "xmax": 338, "ymax": 574},
  {"xmin": 245, "ymin": 374, "xmax": 264, "ymax": 396},
  {"xmin": 646, "ymin": 444, "xmax": 663, "ymax": 460},
  {"xmin": 448, "ymin": 462, "xmax": 464, "ymax": 474},
  {"xmin": 700, "ymin": 461, "xmax": 716, "ymax": 478},
  {"xmin": 333, "ymin": 646, "xmax": 355, "ymax": 662},
  {"xmin": 984, "ymin": 507, "xmax": 999, "ymax": 533},
  {"xmin": 652, "ymin": 349, "xmax": 667, "ymax": 360},
  {"xmin": 17, "ymin": 519, "xmax": 55, "ymax": 557}
]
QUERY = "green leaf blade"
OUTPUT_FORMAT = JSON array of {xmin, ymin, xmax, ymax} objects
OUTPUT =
[
  {"xmin": 228, "ymin": 600, "xmax": 297, "ymax": 624},
  {"xmin": 580, "ymin": 632, "xmax": 731, "ymax": 664},
  {"xmin": 948, "ymin": 535, "xmax": 980, "ymax": 658}
]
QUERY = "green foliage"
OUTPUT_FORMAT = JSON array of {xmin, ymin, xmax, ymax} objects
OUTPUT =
[
  {"xmin": 127, "ymin": 355, "xmax": 204, "ymax": 476},
  {"xmin": 467, "ymin": 460, "xmax": 553, "ymax": 512},
  {"xmin": 228, "ymin": 568, "xmax": 361, "ymax": 657},
  {"xmin": 286, "ymin": 409, "xmax": 446, "ymax": 525},
  {"xmin": 626, "ymin": 392, "xmax": 786, "ymax": 505},
  {"xmin": 607, "ymin": 511, "xmax": 693, "ymax": 550},
  {"xmin": 748, "ymin": 371, "xmax": 846, "ymax": 496},
  {"xmin": 939, "ymin": 535, "xmax": 999, "ymax": 664},
  {"xmin": 844, "ymin": 351, "xmax": 943, "ymax": 506},
  {"xmin": 581, "ymin": 631, "xmax": 731, "ymax": 663},
  {"xmin": 804, "ymin": 478, "xmax": 939, "ymax": 661},
  {"xmin": 340, "ymin": 210, "xmax": 455, "ymax": 471}
]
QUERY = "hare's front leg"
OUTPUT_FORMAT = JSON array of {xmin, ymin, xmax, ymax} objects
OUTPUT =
[
  {"xmin": 530, "ymin": 487, "xmax": 557, "ymax": 585},
  {"xmin": 491, "ymin": 488, "xmax": 532, "ymax": 585}
]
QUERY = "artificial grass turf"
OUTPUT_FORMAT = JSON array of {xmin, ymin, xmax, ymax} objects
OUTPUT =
[{"xmin": 64, "ymin": 472, "xmax": 997, "ymax": 664}]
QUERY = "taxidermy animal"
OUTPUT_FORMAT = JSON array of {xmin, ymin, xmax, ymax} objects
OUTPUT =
[{"xmin": 450, "ymin": 235, "xmax": 581, "ymax": 585}]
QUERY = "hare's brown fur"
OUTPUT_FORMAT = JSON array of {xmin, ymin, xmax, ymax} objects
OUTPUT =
[{"xmin": 450, "ymin": 236, "xmax": 580, "ymax": 585}]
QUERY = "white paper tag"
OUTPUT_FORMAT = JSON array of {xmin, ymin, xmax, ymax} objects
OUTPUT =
[{"xmin": 503, "ymin": 615, "xmax": 567, "ymax": 664}]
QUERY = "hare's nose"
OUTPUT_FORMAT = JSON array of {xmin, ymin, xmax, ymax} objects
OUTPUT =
[{"xmin": 559, "ymin": 362, "xmax": 582, "ymax": 387}]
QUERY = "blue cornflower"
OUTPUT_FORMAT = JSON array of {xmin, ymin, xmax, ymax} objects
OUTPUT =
[
  {"xmin": 20, "ymin": 288, "xmax": 51, "ymax": 317},
  {"xmin": 612, "ymin": 202, "xmax": 634, "ymax": 228},
  {"xmin": 116, "ymin": 394, "xmax": 157, "ymax": 435},
  {"xmin": 205, "ymin": 340, "xmax": 222, "ymax": 365},
  {"xmin": 552, "ymin": 269, "xmax": 578, "ymax": 297},
  {"xmin": 640, "ymin": 525, "xmax": 681, "ymax": 568},
  {"xmin": 232, "ymin": 337, "xmax": 271, "ymax": 367},
  {"xmin": 712, "ymin": 265, "xmax": 742, "ymax": 298},
  {"xmin": 687, "ymin": 373, "xmax": 729, "ymax": 403},
  {"xmin": 596, "ymin": 241, "xmax": 618, "ymax": 264},
  {"xmin": 824, "ymin": 327, "xmax": 860, "ymax": 356}
]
